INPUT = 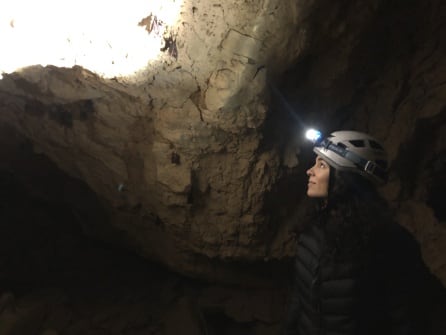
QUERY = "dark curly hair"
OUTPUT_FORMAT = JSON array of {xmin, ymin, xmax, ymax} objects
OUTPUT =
[{"xmin": 314, "ymin": 169, "xmax": 393, "ymax": 262}]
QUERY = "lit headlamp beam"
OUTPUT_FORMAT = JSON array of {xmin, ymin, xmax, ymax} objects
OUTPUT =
[{"xmin": 305, "ymin": 128, "xmax": 322, "ymax": 143}]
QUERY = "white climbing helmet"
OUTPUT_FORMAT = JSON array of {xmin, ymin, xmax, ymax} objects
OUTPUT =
[{"xmin": 313, "ymin": 130, "xmax": 389, "ymax": 184}]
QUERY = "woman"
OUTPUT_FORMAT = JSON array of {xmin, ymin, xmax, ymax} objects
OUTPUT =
[{"xmin": 283, "ymin": 130, "xmax": 427, "ymax": 335}]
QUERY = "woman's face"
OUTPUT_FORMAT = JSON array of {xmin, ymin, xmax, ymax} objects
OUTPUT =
[{"xmin": 306, "ymin": 155, "xmax": 330, "ymax": 198}]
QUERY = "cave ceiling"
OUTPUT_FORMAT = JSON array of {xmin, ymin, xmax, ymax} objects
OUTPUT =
[{"xmin": 0, "ymin": 0, "xmax": 445, "ymax": 285}]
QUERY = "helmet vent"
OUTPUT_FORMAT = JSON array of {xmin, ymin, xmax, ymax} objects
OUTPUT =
[
  {"xmin": 349, "ymin": 140, "xmax": 365, "ymax": 147},
  {"xmin": 369, "ymin": 140, "xmax": 384, "ymax": 150},
  {"xmin": 314, "ymin": 130, "xmax": 389, "ymax": 184}
]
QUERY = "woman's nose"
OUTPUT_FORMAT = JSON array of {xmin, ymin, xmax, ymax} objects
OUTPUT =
[{"xmin": 306, "ymin": 167, "xmax": 313, "ymax": 176}]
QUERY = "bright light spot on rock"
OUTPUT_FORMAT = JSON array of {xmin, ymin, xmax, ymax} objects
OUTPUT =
[{"xmin": 0, "ymin": 0, "xmax": 182, "ymax": 79}]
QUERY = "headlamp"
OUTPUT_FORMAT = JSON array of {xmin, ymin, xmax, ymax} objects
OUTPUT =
[{"xmin": 305, "ymin": 128, "xmax": 322, "ymax": 144}]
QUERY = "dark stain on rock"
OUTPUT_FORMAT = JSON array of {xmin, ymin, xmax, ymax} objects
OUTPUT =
[
  {"xmin": 161, "ymin": 33, "xmax": 178, "ymax": 60},
  {"xmin": 79, "ymin": 99, "xmax": 94, "ymax": 121},
  {"xmin": 25, "ymin": 99, "xmax": 95, "ymax": 128},
  {"xmin": 171, "ymin": 151, "xmax": 181, "ymax": 165},
  {"xmin": 24, "ymin": 100, "xmax": 46, "ymax": 117},
  {"xmin": 49, "ymin": 105, "xmax": 74, "ymax": 128}
]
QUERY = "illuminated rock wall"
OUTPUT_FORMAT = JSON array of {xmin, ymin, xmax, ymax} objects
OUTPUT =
[
  {"xmin": 0, "ymin": 0, "xmax": 303, "ymax": 282},
  {"xmin": 0, "ymin": 0, "xmax": 445, "ymax": 287}
]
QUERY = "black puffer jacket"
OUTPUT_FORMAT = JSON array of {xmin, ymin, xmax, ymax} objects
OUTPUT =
[{"xmin": 283, "ymin": 220, "xmax": 428, "ymax": 335}]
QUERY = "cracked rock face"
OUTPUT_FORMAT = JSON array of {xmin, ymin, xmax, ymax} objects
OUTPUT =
[
  {"xmin": 1, "ymin": 0, "xmax": 446, "ymax": 286},
  {"xmin": 0, "ymin": 0, "xmax": 304, "ymax": 282}
]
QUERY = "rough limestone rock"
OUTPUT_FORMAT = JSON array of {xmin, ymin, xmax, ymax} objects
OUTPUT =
[
  {"xmin": 0, "ymin": 0, "xmax": 445, "ymax": 287},
  {"xmin": 0, "ymin": 0, "xmax": 304, "ymax": 282}
]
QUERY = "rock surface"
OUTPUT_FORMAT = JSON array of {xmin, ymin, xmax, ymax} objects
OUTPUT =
[{"xmin": 0, "ymin": 0, "xmax": 445, "ymax": 289}]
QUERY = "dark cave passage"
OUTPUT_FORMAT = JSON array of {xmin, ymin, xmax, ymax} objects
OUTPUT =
[
  {"xmin": 0, "ymin": 167, "xmax": 180, "ymax": 334},
  {"xmin": 0, "ymin": 147, "xmax": 285, "ymax": 335}
]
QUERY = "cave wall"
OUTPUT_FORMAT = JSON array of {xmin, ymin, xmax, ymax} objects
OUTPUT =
[
  {"xmin": 0, "ymin": 0, "xmax": 305, "ymax": 281},
  {"xmin": 0, "ymin": 0, "xmax": 445, "ymax": 287}
]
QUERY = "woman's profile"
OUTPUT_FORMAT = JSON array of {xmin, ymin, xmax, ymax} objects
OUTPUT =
[{"xmin": 283, "ymin": 130, "xmax": 432, "ymax": 335}]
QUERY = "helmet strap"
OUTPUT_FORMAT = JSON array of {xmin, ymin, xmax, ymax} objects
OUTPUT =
[{"xmin": 316, "ymin": 140, "xmax": 387, "ymax": 182}]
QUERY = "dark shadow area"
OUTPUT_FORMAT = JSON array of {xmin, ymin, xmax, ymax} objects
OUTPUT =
[
  {"xmin": 0, "ymin": 166, "xmax": 285, "ymax": 334},
  {"xmin": 0, "ymin": 165, "xmax": 178, "ymax": 334},
  {"xmin": 203, "ymin": 309, "xmax": 254, "ymax": 335},
  {"xmin": 0, "ymin": 125, "xmax": 285, "ymax": 334}
]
